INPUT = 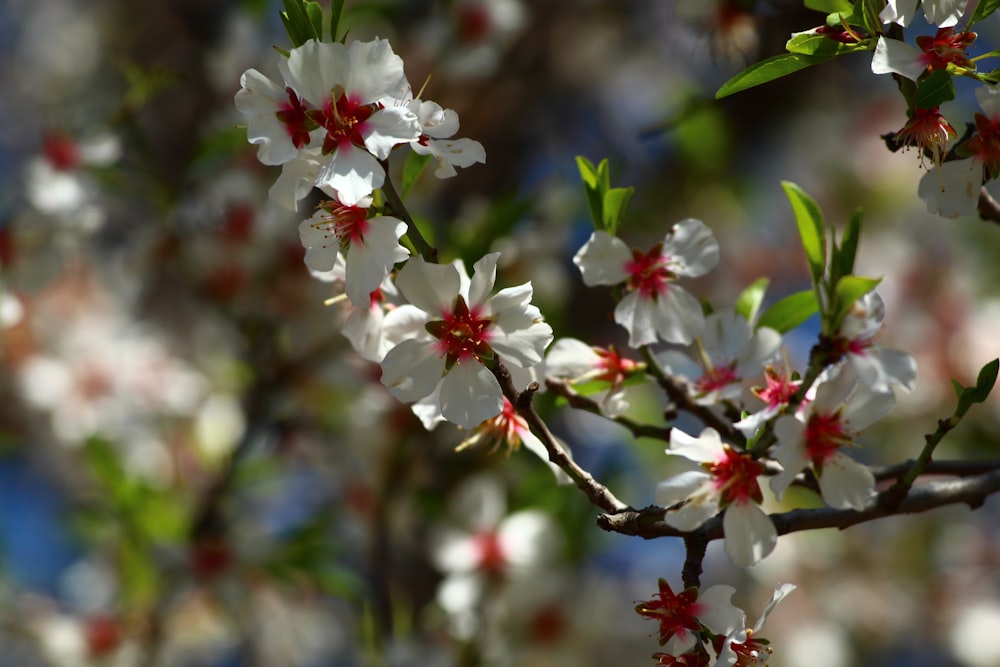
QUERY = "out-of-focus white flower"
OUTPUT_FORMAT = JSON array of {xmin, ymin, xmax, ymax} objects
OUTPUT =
[
  {"xmin": 379, "ymin": 253, "xmax": 552, "ymax": 429},
  {"xmin": 948, "ymin": 600, "xmax": 1000, "ymax": 667},
  {"xmin": 657, "ymin": 427, "xmax": 776, "ymax": 568},
  {"xmin": 573, "ymin": 219, "xmax": 719, "ymax": 347}
]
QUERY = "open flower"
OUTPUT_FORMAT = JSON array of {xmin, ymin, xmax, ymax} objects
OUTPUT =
[
  {"xmin": 656, "ymin": 310, "xmax": 781, "ymax": 406},
  {"xmin": 235, "ymin": 38, "xmax": 421, "ymax": 207},
  {"xmin": 407, "ymin": 98, "xmax": 486, "ymax": 177},
  {"xmin": 657, "ymin": 427, "xmax": 776, "ymax": 568},
  {"xmin": 872, "ymin": 28, "xmax": 976, "ymax": 81},
  {"xmin": 733, "ymin": 363, "xmax": 803, "ymax": 439},
  {"xmin": 573, "ymin": 219, "xmax": 719, "ymax": 347},
  {"xmin": 545, "ymin": 337, "xmax": 642, "ymax": 417},
  {"xmin": 298, "ymin": 194, "xmax": 409, "ymax": 307},
  {"xmin": 635, "ymin": 578, "xmax": 744, "ymax": 656},
  {"xmin": 379, "ymin": 253, "xmax": 552, "ymax": 429},
  {"xmin": 770, "ymin": 368, "xmax": 895, "ymax": 510},
  {"xmin": 832, "ymin": 292, "xmax": 917, "ymax": 394},
  {"xmin": 713, "ymin": 583, "xmax": 795, "ymax": 667}
]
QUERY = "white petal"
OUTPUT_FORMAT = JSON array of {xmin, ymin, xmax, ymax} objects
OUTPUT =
[
  {"xmin": 652, "ymin": 285, "xmax": 706, "ymax": 345},
  {"xmin": 614, "ymin": 291, "xmax": 658, "ymax": 347},
  {"xmin": 344, "ymin": 217, "xmax": 408, "ymax": 307},
  {"xmin": 411, "ymin": 388, "xmax": 447, "ymax": 431},
  {"xmin": 841, "ymin": 382, "xmax": 896, "ymax": 431},
  {"xmin": 879, "ymin": 0, "xmax": 918, "ymax": 25},
  {"xmin": 737, "ymin": 327, "xmax": 783, "ymax": 376},
  {"xmin": 439, "ymin": 361, "xmax": 504, "ymax": 429},
  {"xmin": 379, "ymin": 339, "xmax": 445, "ymax": 402},
  {"xmin": 770, "ymin": 416, "xmax": 808, "ymax": 499},
  {"xmin": 363, "ymin": 106, "xmax": 422, "ymax": 160},
  {"xmin": 234, "ymin": 68, "xmax": 303, "ymax": 165},
  {"xmin": 752, "ymin": 583, "xmax": 797, "ymax": 634},
  {"xmin": 656, "ymin": 469, "xmax": 712, "ymax": 507},
  {"xmin": 269, "ymin": 155, "xmax": 320, "ymax": 211},
  {"xmin": 697, "ymin": 585, "xmax": 745, "ymax": 637},
  {"xmin": 572, "ymin": 231, "xmax": 631, "ymax": 286},
  {"xmin": 468, "ymin": 253, "xmax": 501, "ymax": 308},
  {"xmin": 871, "ymin": 37, "xmax": 926, "ymax": 81},
  {"xmin": 668, "ymin": 427, "xmax": 725, "ymax": 464},
  {"xmin": 918, "ymin": 160, "xmax": 982, "ymax": 219},
  {"xmin": 662, "ymin": 218, "xmax": 719, "ymax": 277},
  {"xmin": 923, "ymin": 0, "xmax": 968, "ymax": 27},
  {"xmin": 394, "ymin": 256, "xmax": 460, "ymax": 315},
  {"xmin": 299, "ymin": 212, "xmax": 341, "ymax": 273},
  {"xmin": 344, "ymin": 38, "xmax": 410, "ymax": 104},
  {"xmin": 723, "ymin": 502, "xmax": 777, "ymax": 568},
  {"xmin": 545, "ymin": 338, "xmax": 600, "ymax": 378},
  {"xmin": 317, "ymin": 142, "xmax": 384, "ymax": 206},
  {"xmin": 700, "ymin": 310, "xmax": 751, "ymax": 364},
  {"xmin": 498, "ymin": 510, "xmax": 556, "ymax": 568},
  {"xmin": 281, "ymin": 40, "xmax": 350, "ymax": 106},
  {"xmin": 819, "ymin": 452, "xmax": 875, "ymax": 510}
]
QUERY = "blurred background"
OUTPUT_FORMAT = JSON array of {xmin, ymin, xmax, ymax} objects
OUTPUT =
[{"xmin": 1, "ymin": 0, "xmax": 999, "ymax": 665}]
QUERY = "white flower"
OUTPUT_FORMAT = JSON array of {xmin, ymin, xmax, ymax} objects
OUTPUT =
[
  {"xmin": 714, "ymin": 583, "xmax": 796, "ymax": 667},
  {"xmin": 544, "ymin": 337, "xmax": 641, "ymax": 417},
  {"xmin": 407, "ymin": 99, "xmax": 486, "ymax": 178},
  {"xmin": 879, "ymin": 0, "xmax": 968, "ymax": 27},
  {"xmin": 379, "ymin": 253, "xmax": 552, "ymax": 429},
  {"xmin": 834, "ymin": 292, "xmax": 917, "ymax": 394},
  {"xmin": 656, "ymin": 310, "xmax": 781, "ymax": 406},
  {"xmin": 657, "ymin": 427, "xmax": 776, "ymax": 568},
  {"xmin": 572, "ymin": 219, "xmax": 719, "ymax": 347},
  {"xmin": 235, "ymin": 38, "xmax": 422, "ymax": 207},
  {"xmin": 733, "ymin": 365, "xmax": 803, "ymax": 439},
  {"xmin": 298, "ymin": 194, "xmax": 409, "ymax": 307},
  {"xmin": 635, "ymin": 578, "xmax": 745, "ymax": 656},
  {"xmin": 770, "ymin": 368, "xmax": 895, "ymax": 510}
]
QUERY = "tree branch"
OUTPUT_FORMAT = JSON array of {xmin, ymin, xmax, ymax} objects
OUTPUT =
[
  {"xmin": 491, "ymin": 363, "xmax": 628, "ymax": 514},
  {"xmin": 544, "ymin": 378, "xmax": 672, "ymax": 441},
  {"xmin": 597, "ymin": 467, "xmax": 1000, "ymax": 540}
]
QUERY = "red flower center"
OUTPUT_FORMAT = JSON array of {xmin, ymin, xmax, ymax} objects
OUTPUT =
[
  {"xmin": 625, "ymin": 243, "xmax": 675, "ymax": 299},
  {"xmin": 804, "ymin": 412, "xmax": 851, "ymax": 466},
  {"xmin": 311, "ymin": 92, "xmax": 376, "ymax": 154},
  {"xmin": 636, "ymin": 579, "xmax": 704, "ymax": 645},
  {"xmin": 754, "ymin": 367, "xmax": 801, "ymax": 409},
  {"xmin": 43, "ymin": 133, "xmax": 80, "ymax": 171},
  {"xmin": 916, "ymin": 27, "xmax": 976, "ymax": 72},
  {"xmin": 426, "ymin": 295, "xmax": 494, "ymax": 366},
  {"xmin": 696, "ymin": 363, "xmax": 739, "ymax": 395},
  {"xmin": 594, "ymin": 346, "xmax": 639, "ymax": 386},
  {"xmin": 276, "ymin": 87, "xmax": 314, "ymax": 149},
  {"xmin": 316, "ymin": 199, "xmax": 370, "ymax": 248},
  {"xmin": 707, "ymin": 446, "xmax": 764, "ymax": 506},
  {"xmin": 473, "ymin": 530, "xmax": 506, "ymax": 575}
]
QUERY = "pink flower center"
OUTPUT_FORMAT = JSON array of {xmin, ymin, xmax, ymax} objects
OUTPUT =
[
  {"xmin": 594, "ymin": 346, "xmax": 639, "ymax": 386},
  {"xmin": 312, "ymin": 92, "xmax": 376, "ymax": 154},
  {"xmin": 804, "ymin": 412, "xmax": 851, "ymax": 466},
  {"xmin": 316, "ymin": 199, "xmax": 370, "ymax": 248},
  {"xmin": 707, "ymin": 446, "xmax": 764, "ymax": 506},
  {"xmin": 473, "ymin": 530, "xmax": 506, "ymax": 575},
  {"xmin": 625, "ymin": 243, "xmax": 675, "ymax": 299},
  {"xmin": 754, "ymin": 368, "xmax": 801, "ymax": 409},
  {"xmin": 894, "ymin": 107, "xmax": 957, "ymax": 165},
  {"xmin": 426, "ymin": 295, "xmax": 494, "ymax": 366},
  {"xmin": 729, "ymin": 630, "xmax": 773, "ymax": 667},
  {"xmin": 43, "ymin": 133, "xmax": 80, "ymax": 171},
  {"xmin": 964, "ymin": 112, "xmax": 1000, "ymax": 179},
  {"xmin": 276, "ymin": 87, "xmax": 314, "ymax": 149},
  {"xmin": 696, "ymin": 363, "xmax": 739, "ymax": 395}
]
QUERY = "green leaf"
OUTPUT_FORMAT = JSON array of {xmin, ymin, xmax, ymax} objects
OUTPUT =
[
  {"xmin": 969, "ymin": 0, "xmax": 1000, "ymax": 26},
  {"xmin": 785, "ymin": 32, "xmax": 869, "ymax": 57},
  {"xmin": 401, "ymin": 151, "xmax": 432, "ymax": 199},
  {"xmin": 576, "ymin": 156, "xmax": 604, "ymax": 229},
  {"xmin": 805, "ymin": 0, "xmax": 853, "ymax": 12},
  {"xmin": 914, "ymin": 70, "xmax": 956, "ymax": 109},
  {"xmin": 757, "ymin": 290, "xmax": 819, "ymax": 333},
  {"xmin": 280, "ymin": 0, "xmax": 321, "ymax": 47},
  {"xmin": 329, "ymin": 0, "xmax": 346, "ymax": 41},
  {"xmin": 735, "ymin": 277, "xmax": 769, "ymax": 325},
  {"xmin": 833, "ymin": 208, "xmax": 862, "ymax": 283},
  {"xmin": 969, "ymin": 358, "xmax": 999, "ymax": 404},
  {"xmin": 781, "ymin": 181, "xmax": 827, "ymax": 288},
  {"xmin": 716, "ymin": 52, "xmax": 832, "ymax": 99},
  {"xmin": 832, "ymin": 275, "xmax": 882, "ymax": 329},
  {"xmin": 602, "ymin": 186, "xmax": 634, "ymax": 235},
  {"xmin": 306, "ymin": 1, "xmax": 324, "ymax": 39}
]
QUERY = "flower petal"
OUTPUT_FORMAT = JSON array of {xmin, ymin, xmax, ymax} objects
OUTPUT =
[
  {"xmin": 573, "ymin": 231, "xmax": 631, "ymax": 286},
  {"xmin": 439, "ymin": 360, "xmax": 504, "ymax": 429},
  {"xmin": 723, "ymin": 502, "xmax": 777, "ymax": 568},
  {"xmin": 819, "ymin": 451, "xmax": 875, "ymax": 510}
]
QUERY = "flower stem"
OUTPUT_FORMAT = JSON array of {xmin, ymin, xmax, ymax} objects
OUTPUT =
[{"xmin": 379, "ymin": 165, "xmax": 438, "ymax": 263}]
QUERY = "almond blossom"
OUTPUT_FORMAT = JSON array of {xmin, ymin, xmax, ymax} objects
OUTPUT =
[
  {"xmin": 713, "ymin": 583, "xmax": 795, "ymax": 667},
  {"xmin": 733, "ymin": 364, "xmax": 803, "ymax": 439},
  {"xmin": 298, "ymin": 194, "xmax": 409, "ymax": 307},
  {"xmin": 635, "ymin": 578, "xmax": 744, "ymax": 656},
  {"xmin": 656, "ymin": 310, "xmax": 781, "ymax": 406},
  {"xmin": 235, "ymin": 38, "xmax": 422, "ymax": 207},
  {"xmin": 544, "ymin": 337, "xmax": 643, "ymax": 417},
  {"xmin": 770, "ymin": 368, "xmax": 895, "ymax": 510},
  {"xmin": 657, "ymin": 427, "xmax": 777, "ymax": 568},
  {"xmin": 832, "ymin": 292, "xmax": 917, "ymax": 395},
  {"xmin": 379, "ymin": 253, "xmax": 552, "ymax": 429},
  {"xmin": 573, "ymin": 219, "xmax": 719, "ymax": 347},
  {"xmin": 872, "ymin": 28, "xmax": 976, "ymax": 82},
  {"xmin": 406, "ymin": 98, "xmax": 486, "ymax": 177}
]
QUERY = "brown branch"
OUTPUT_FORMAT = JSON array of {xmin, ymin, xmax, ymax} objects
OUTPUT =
[
  {"xmin": 544, "ymin": 378, "xmax": 672, "ymax": 442},
  {"xmin": 872, "ymin": 458, "xmax": 1000, "ymax": 482},
  {"xmin": 597, "ymin": 467, "xmax": 1000, "ymax": 540},
  {"xmin": 491, "ymin": 363, "xmax": 628, "ymax": 513}
]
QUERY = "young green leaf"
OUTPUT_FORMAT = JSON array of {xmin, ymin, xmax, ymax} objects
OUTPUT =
[
  {"xmin": 757, "ymin": 290, "xmax": 819, "ymax": 334},
  {"xmin": 970, "ymin": 357, "xmax": 999, "ymax": 404},
  {"xmin": 833, "ymin": 208, "xmax": 863, "ymax": 283},
  {"xmin": 735, "ymin": 277, "xmax": 769, "ymax": 325},
  {"xmin": 329, "ymin": 0, "xmax": 346, "ymax": 41},
  {"xmin": 969, "ymin": 0, "xmax": 1000, "ymax": 26},
  {"xmin": 576, "ymin": 156, "xmax": 605, "ymax": 229},
  {"xmin": 602, "ymin": 186, "xmax": 634, "ymax": 235},
  {"xmin": 782, "ymin": 181, "xmax": 827, "ymax": 287},
  {"xmin": 716, "ymin": 52, "xmax": 832, "ymax": 99},
  {"xmin": 805, "ymin": 0, "xmax": 853, "ymax": 12},
  {"xmin": 280, "ymin": 0, "xmax": 321, "ymax": 47},
  {"xmin": 785, "ymin": 32, "xmax": 869, "ymax": 56},
  {"xmin": 832, "ymin": 275, "xmax": 882, "ymax": 329},
  {"xmin": 401, "ymin": 151, "xmax": 432, "ymax": 199}
]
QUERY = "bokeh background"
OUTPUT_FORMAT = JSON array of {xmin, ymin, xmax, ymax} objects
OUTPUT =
[{"xmin": 1, "ymin": 0, "xmax": 999, "ymax": 665}]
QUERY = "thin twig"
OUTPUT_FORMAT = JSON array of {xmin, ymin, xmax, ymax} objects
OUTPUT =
[
  {"xmin": 544, "ymin": 378, "xmax": 672, "ymax": 441},
  {"xmin": 379, "ymin": 166, "xmax": 438, "ymax": 263}
]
